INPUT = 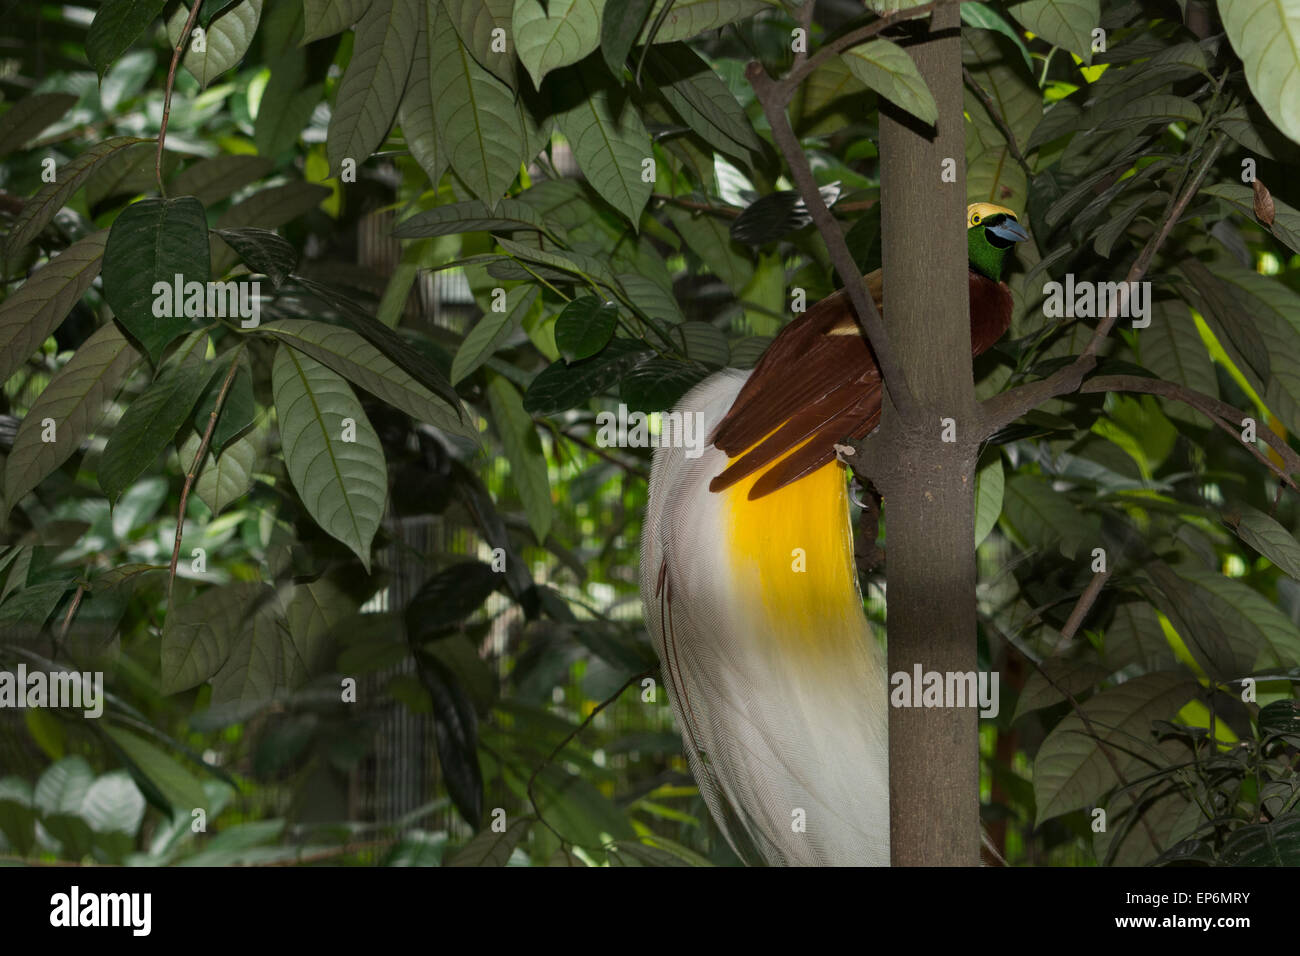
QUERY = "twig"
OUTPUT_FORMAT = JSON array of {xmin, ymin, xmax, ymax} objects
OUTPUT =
[
  {"xmin": 1079, "ymin": 374, "xmax": 1300, "ymax": 491},
  {"xmin": 157, "ymin": 0, "xmax": 204, "ymax": 196},
  {"xmin": 962, "ymin": 65, "xmax": 1032, "ymax": 174},
  {"xmin": 527, "ymin": 666, "xmax": 657, "ymax": 846},
  {"xmin": 53, "ymin": 583, "xmax": 86, "ymax": 658},
  {"xmin": 1054, "ymin": 567, "xmax": 1112, "ymax": 652},
  {"xmin": 747, "ymin": 60, "xmax": 917, "ymax": 419},
  {"xmin": 651, "ymin": 194, "xmax": 742, "ymax": 218},
  {"xmin": 979, "ymin": 132, "xmax": 1228, "ymax": 436},
  {"xmin": 168, "ymin": 349, "xmax": 242, "ymax": 600}
]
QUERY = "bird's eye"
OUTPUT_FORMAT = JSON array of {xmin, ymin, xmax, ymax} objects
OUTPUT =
[{"xmin": 972, "ymin": 213, "xmax": 982, "ymax": 225}]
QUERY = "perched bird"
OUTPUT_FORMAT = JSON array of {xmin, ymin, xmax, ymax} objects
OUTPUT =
[{"xmin": 640, "ymin": 202, "xmax": 1028, "ymax": 865}]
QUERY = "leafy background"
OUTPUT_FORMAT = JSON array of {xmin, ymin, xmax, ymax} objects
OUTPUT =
[{"xmin": 0, "ymin": 0, "xmax": 1298, "ymax": 866}]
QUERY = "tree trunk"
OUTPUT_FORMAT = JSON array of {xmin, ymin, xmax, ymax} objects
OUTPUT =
[{"xmin": 877, "ymin": 3, "xmax": 981, "ymax": 866}]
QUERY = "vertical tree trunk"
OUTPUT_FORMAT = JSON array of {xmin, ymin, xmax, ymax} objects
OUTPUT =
[{"xmin": 877, "ymin": 4, "xmax": 981, "ymax": 866}]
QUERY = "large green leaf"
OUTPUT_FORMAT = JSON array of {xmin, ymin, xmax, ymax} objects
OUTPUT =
[
  {"xmin": 87, "ymin": 0, "xmax": 170, "ymax": 76},
  {"xmin": 4, "ymin": 137, "xmax": 149, "ymax": 262},
  {"xmin": 1219, "ymin": 0, "xmax": 1300, "ymax": 146},
  {"xmin": 213, "ymin": 228, "xmax": 298, "ymax": 288},
  {"xmin": 0, "ymin": 93, "xmax": 78, "ymax": 159},
  {"xmin": 443, "ymin": 0, "xmax": 516, "ymax": 86},
  {"xmin": 1137, "ymin": 298, "xmax": 1217, "ymax": 427},
  {"xmin": 841, "ymin": 39, "xmax": 937, "ymax": 126},
  {"xmin": 161, "ymin": 581, "xmax": 262, "ymax": 692},
  {"xmin": 451, "ymin": 285, "xmax": 540, "ymax": 384},
  {"xmin": 168, "ymin": 155, "xmax": 273, "ymax": 206},
  {"xmin": 1234, "ymin": 506, "xmax": 1300, "ymax": 582},
  {"xmin": 645, "ymin": 42, "xmax": 765, "ymax": 162},
  {"xmin": 104, "ymin": 727, "xmax": 209, "ymax": 814},
  {"xmin": 485, "ymin": 371, "xmax": 552, "ymax": 543},
  {"xmin": 1032, "ymin": 671, "xmax": 1195, "ymax": 825},
  {"xmin": 431, "ymin": 0, "xmax": 526, "ymax": 206},
  {"xmin": 1001, "ymin": 474, "xmax": 1098, "ymax": 558},
  {"xmin": 99, "ymin": 361, "xmax": 212, "ymax": 504},
  {"xmin": 446, "ymin": 817, "xmax": 530, "ymax": 866},
  {"xmin": 393, "ymin": 199, "xmax": 550, "ymax": 239},
  {"xmin": 302, "ymin": 0, "xmax": 372, "ymax": 42},
  {"xmin": 34, "ymin": 757, "xmax": 94, "ymax": 816},
  {"xmin": 210, "ymin": 586, "xmax": 291, "ymax": 707},
  {"xmin": 1171, "ymin": 566, "xmax": 1300, "ymax": 673},
  {"xmin": 261, "ymin": 319, "xmax": 475, "ymax": 439},
  {"xmin": 555, "ymin": 61, "xmax": 653, "ymax": 226},
  {"xmin": 166, "ymin": 0, "xmax": 264, "ymax": 89},
  {"xmin": 601, "ymin": 0, "xmax": 654, "ymax": 73},
  {"xmin": 253, "ymin": 53, "xmax": 321, "ymax": 159},
  {"xmin": 211, "ymin": 182, "xmax": 329, "ymax": 273},
  {"xmin": 272, "ymin": 346, "xmax": 387, "ymax": 570},
  {"xmin": 285, "ymin": 575, "xmax": 355, "ymax": 679},
  {"xmin": 1202, "ymin": 182, "xmax": 1300, "ymax": 258},
  {"xmin": 514, "ymin": 0, "xmax": 603, "ymax": 89},
  {"xmin": 0, "ymin": 231, "xmax": 108, "ymax": 386},
  {"xmin": 3, "ymin": 323, "xmax": 140, "ymax": 514},
  {"xmin": 326, "ymin": 0, "xmax": 417, "ymax": 176},
  {"xmin": 635, "ymin": 0, "xmax": 766, "ymax": 43},
  {"xmin": 1008, "ymin": 0, "xmax": 1100, "ymax": 64},
  {"xmin": 523, "ymin": 338, "xmax": 651, "ymax": 414},
  {"xmin": 666, "ymin": 205, "xmax": 754, "ymax": 294},
  {"xmin": 396, "ymin": 15, "xmax": 443, "ymax": 184},
  {"xmin": 102, "ymin": 197, "xmax": 211, "ymax": 363},
  {"xmin": 184, "ymin": 422, "xmax": 260, "ymax": 514},
  {"xmin": 555, "ymin": 296, "xmax": 619, "ymax": 361}
]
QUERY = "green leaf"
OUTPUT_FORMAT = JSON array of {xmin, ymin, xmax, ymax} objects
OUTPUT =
[
  {"xmin": 80, "ymin": 771, "xmax": 145, "ymax": 837},
  {"xmin": 514, "ymin": 0, "xmax": 603, "ymax": 89},
  {"xmin": 86, "ymin": 141, "xmax": 175, "ymax": 208},
  {"xmin": 445, "ymin": 817, "xmax": 530, "ymax": 866},
  {"xmin": 974, "ymin": 453, "xmax": 1003, "ymax": 547},
  {"xmin": 4, "ymin": 137, "xmax": 150, "ymax": 262},
  {"xmin": 272, "ymin": 345, "xmax": 388, "ymax": 570},
  {"xmin": 393, "ymin": 199, "xmax": 550, "ymax": 239},
  {"xmin": 635, "ymin": 0, "xmax": 766, "ymax": 44},
  {"xmin": 407, "ymin": 561, "xmax": 501, "ymax": 638},
  {"xmin": 211, "ymin": 182, "xmax": 329, "ymax": 273},
  {"xmin": 253, "ymin": 57, "xmax": 321, "ymax": 158},
  {"xmin": 193, "ymin": 357, "xmax": 255, "ymax": 452},
  {"xmin": 161, "ymin": 581, "xmax": 263, "ymax": 692},
  {"xmin": 451, "ymin": 285, "xmax": 540, "ymax": 384},
  {"xmin": 555, "ymin": 296, "xmax": 619, "ymax": 361},
  {"xmin": 675, "ymin": 321, "xmax": 728, "ymax": 367},
  {"xmin": 213, "ymin": 227, "xmax": 298, "ymax": 287},
  {"xmin": 169, "ymin": 155, "xmax": 273, "ymax": 206},
  {"xmin": 167, "ymin": 0, "xmax": 264, "ymax": 89},
  {"xmin": 645, "ymin": 42, "xmax": 765, "ymax": 161},
  {"xmin": 1170, "ymin": 566, "xmax": 1300, "ymax": 672},
  {"xmin": 326, "ymin": 0, "xmax": 417, "ymax": 177},
  {"xmin": 0, "ymin": 93, "xmax": 78, "ymax": 159},
  {"xmin": 667, "ymin": 205, "xmax": 753, "ymax": 294},
  {"xmin": 188, "ymin": 422, "xmax": 260, "ymax": 514},
  {"xmin": 1138, "ymin": 298, "xmax": 1217, "ymax": 426},
  {"xmin": 1219, "ymin": 814, "xmax": 1300, "ymax": 865},
  {"xmin": 1001, "ymin": 473, "xmax": 1098, "ymax": 558},
  {"xmin": 1008, "ymin": 0, "xmax": 1100, "ymax": 64},
  {"xmin": 616, "ymin": 272, "xmax": 683, "ymax": 324},
  {"xmin": 1202, "ymin": 182, "xmax": 1300, "ymax": 259},
  {"xmin": 485, "ymin": 371, "xmax": 552, "ymax": 542},
  {"xmin": 524, "ymin": 338, "xmax": 651, "ymax": 414},
  {"xmin": 262, "ymin": 319, "xmax": 475, "ymax": 439},
  {"xmin": 285, "ymin": 575, "xmax": 355, "ymax": 678},
  {"xmin": 1012, "ymin": 657, "xmax": 1108, "ymax": 721},
  {"xmin": 0, "ymin": 231, "xmax": 108, "ymax": 387},
  {"xmin": 601, "ymin": 0, "xmax": 654, "ymax": 74},
  {"xmin": 1234, "ymin": 507, "xmax": 1300, "ymax": 582},
  {"xmin": 1032, "ymin": 671, "xmax": 1195, "ymax": 825},
  {"xmin": 494, "ymin": 235, "xmax": 617, "ymax": 288},
  {"xmin": 302, "ymin": 0, "xmax": 372, "ymax": 43},
  {"xmin": 34, "ymin": 756, "xmax": 93, "ymax": 816},
  {"xmin": 87, "ymin": 0, "xmax": 170, "ymax": 76},
  {"xmin": 104, "ymin": 727, "xmax": 209, "ymax": 814},
  {"xmin": 1094, "ymin": 94, "xmax": 1201, "ymax": 132},
  {"xmin": 209, "ymin": 586, "xmax": 290, "ymax": 707},
  {"xmin": 3, "ymin": 323, "xmax": 140, "ymax": 514},
  {"xmin": 396, "ymin": 16, "xmax": 444, "ymax": 184},
  {"xmin": 0, "ymin": 777, "xmax": 36, "ymax": 856},
  {"xmin": 431, "ymin": 0, "xmax": 526, "ymax": 206},
  {"xmin": 99, "ymin": 361, "xmax": 212, "ymax": 503},
  {"xmin": 1219, "ymin": 0, "xmax": 1300, "ymax": 146},
  {"xmin": 841, "ymin": 39, "xmax": 937, "ymax": 126},
  {"xmin": 964, "ymin": 28, "xmax": 1040, "ymax": 211},
  {"xmin": 442, "ymin": 0, "xmax": 516, "ymax": 86},
  {"xmin": 102, "ymin": 197, "xmax": 211, "ymax": 363},
  {"xmin": 620, "ymin": 358, "xmax": 708, "ymax": 413},
  {"xmin": 961, "ymin": 2, "xmax": 1033, "ymax": 71},
  {"xmin": 554, "ymin": 60, "xmax": 654, "ymax": 226}
]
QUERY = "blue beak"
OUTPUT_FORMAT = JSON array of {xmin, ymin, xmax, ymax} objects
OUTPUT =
[{"xmin": 988, "ymin": 217, "xmax": 1029, "ymax": 243}]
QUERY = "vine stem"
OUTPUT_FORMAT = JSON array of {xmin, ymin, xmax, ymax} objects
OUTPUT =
[
  {"xmin": 168, "ymin": 348, "xmax": 242, "ymax": 600},
  {"xmin": 157, "ymin": 0, "xmax": 204, "ymax": 196}
]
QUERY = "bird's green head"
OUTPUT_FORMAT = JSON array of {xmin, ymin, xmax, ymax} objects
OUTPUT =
[{"xmin": 967, "ymin": 202, "xmax": 1028, "ymax": 281}]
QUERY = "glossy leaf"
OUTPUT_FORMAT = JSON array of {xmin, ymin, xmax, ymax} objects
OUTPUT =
[
  {"xmin": 102, "ymin": 197, "xmax": 211, "ymax": 363},
  {"xmin": 272, "ymin": 345, "xmax": 388, "ymax": 570},
  {"xmin": 486, "ymin": 371, "xmax": 552, "ymax": 543},
  {"xmin": 555, "ymin": 296, "xmax": 619, "ymax": 361},
  {"xmin": 841, "ymin": 39, "xmax": 937, "ymax": 126},
  {"xmin": 213, "ymin": 227, "xmax": 298, "ymax": 287},
  {"xmin": 4, "ymin": 323, "xmax": 140, "ymax": 514}
]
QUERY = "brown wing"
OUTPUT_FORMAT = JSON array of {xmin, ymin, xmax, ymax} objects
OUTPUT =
[
  {"xmin": 710, "ymin": 270, "xmax": 1013, "ymax": 500},
  {"xmin": 709, "ymin": 271, "xmax": 884, "ymax": 499}
]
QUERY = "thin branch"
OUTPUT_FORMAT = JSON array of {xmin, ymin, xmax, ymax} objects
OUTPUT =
[
  {"xmin": 1079, "ymin": 374, "xmax": 1300, "ymax": 490},
  {"xmin": 979, "ymin": 132, "xmax": 1228, "ymax": 436},
  {"xmin": 1055, "ymin": 567, "xmax": 1112, "ymax": 652},
  {"xmin": 962, "ymin": 65, "xmax": 1032, "ymax": 174},
  {"xmin": 53, "ymin": 583, "xmax": 86, "ymax": 658},
  {"xmin": 651, "ymin": 194, "xmax": 742, "ymax": 218},
  {"xmin": 527, "ymin": 666, "xmax": 657, "ymax": 847},
  {"xmin": 168, "ymin": 348, "xmax": 242, "ymax": 600},
  {"xmin": 747, "ymin": 61, "xmax": 918, "ymax": 419},
  {"xmin": 157, "ymin": 0, "xmax": 203, "ymax": 196}
]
